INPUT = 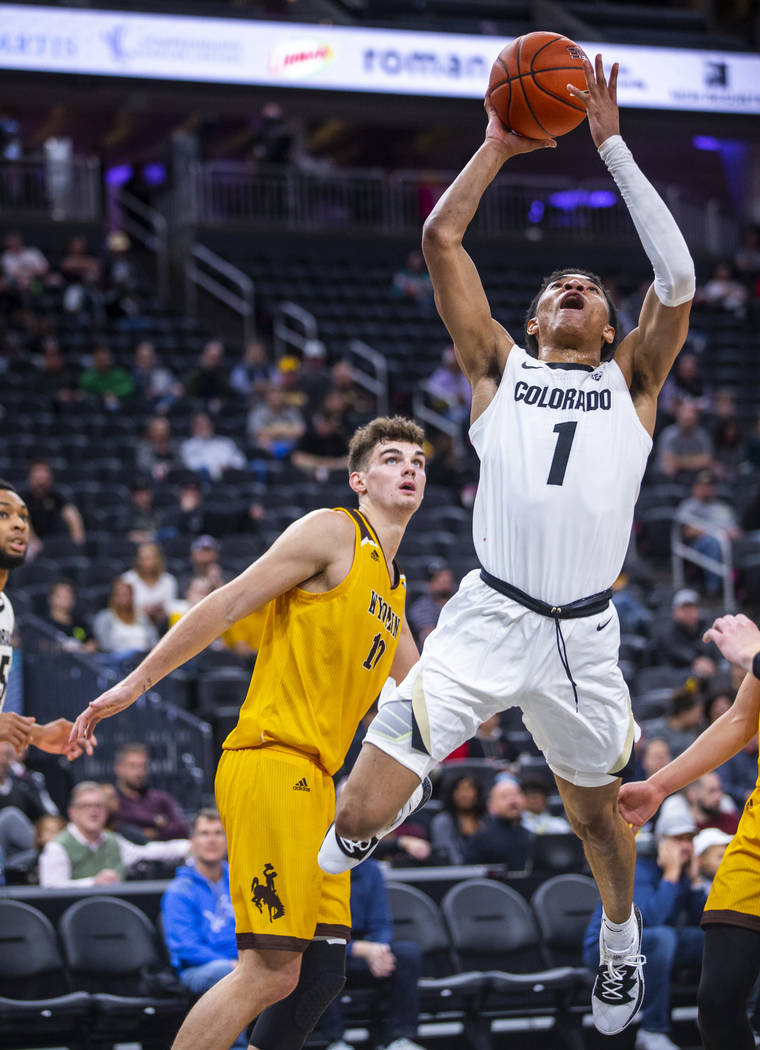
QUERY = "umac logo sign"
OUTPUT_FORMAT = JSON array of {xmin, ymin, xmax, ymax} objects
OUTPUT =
[{"xmin": 269, "ymin": 39, "xmax": 333, "ymax": 78}]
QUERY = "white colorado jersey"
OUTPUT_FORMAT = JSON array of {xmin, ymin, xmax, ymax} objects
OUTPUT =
[
  {"xmin": 470, "ymin": 344, "xmax": 652, "ymax": 605},
  {"xmin": 0, "ymin": 593, "xmax": 13, "ymax": 712}
]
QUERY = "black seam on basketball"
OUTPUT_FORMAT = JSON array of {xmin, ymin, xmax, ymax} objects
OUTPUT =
[
  {"xmin": 489, "ymin": 75, "xmax": 509, "ymax": 91},
  {"xmin": 529, "ymin": 34, "xmax": 564, "ymax": 72},
  {"xmin": 517, "ymin": 72, "xmax": 550, "ymax": 137},
  {"xmin": 530, "ymin": 79, "xmax": 586, "ymax": 113}
]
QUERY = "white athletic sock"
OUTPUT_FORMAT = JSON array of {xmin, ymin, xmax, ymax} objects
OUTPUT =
[{"xmin": 601, "ymin": 909, "xmax": 637, "ymax": 954}]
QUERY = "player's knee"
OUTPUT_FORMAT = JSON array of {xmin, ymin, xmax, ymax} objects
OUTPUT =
[
  {"xmin": 237, "ymin": 953, "xmax": 300, "ymax": 1010},
  {"xmin": 566, "ymin": 804, "xmax": 617, "ymax": 848},
  {"xmin": 334, "ymin": 795, "xmax": 378, "ymax": 840}
]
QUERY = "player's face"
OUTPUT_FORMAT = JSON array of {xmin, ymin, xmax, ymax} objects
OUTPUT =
[
  {"xmin": 530, "ymin": 274, "xmax": 614, "ymax": 353},
  {"xmin": 0, "ymin": 490, "xmax": 29, "ymax": 570},
  {"xmin": 357, "ymin": 441, "xmax": 426, "ymax": 514}
]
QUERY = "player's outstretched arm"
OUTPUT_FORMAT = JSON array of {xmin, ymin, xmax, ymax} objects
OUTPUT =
[
  {"xmin": 29, "ymin": 718, "xmax": 97, "ymax": 760},
  {"xmin": 422, "ymin": 99, "xmax": 554, "ymax": 408},
  {"xmin": 70, "ymin": 510, "xmax": 353, "ymax": 743}
]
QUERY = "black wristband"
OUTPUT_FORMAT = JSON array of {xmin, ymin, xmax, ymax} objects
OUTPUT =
[{"xmin": 753, "ymin": 652, "xmax": 760, "ymax": 681}]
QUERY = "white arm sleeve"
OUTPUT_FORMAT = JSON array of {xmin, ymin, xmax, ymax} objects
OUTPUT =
[{"xmin": 599, "ymin": 135, "xmax": 695, "ymax": 308}]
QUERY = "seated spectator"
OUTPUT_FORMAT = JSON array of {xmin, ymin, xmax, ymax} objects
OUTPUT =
[
  {"xmin": 391, "ymin": 248, "xmax": 433, "ymax": 313},
  {"xmin": 299, "ymin": 339, "xmax": 332, "ymax": 413},
  {"xmin": 114, "ymin": 742, "xmax": 189, "ymax": 843},
  {"xmin": 583, "ymin": 808, "xmax": 705, "ymax": 1050},
  {"xmin": 132, "ymin": 339, "xmax": 182, "ymax": 412},
  {"xmin": 654, "ymin": 590, "xmax": 717, "ymax": 673},
  {"xmin": 425, "ymin": 344, "xmax": 472, "ymax": 425},
  {"xmin": 181, "ymin": 412, "xmax": 246, "ymax": 482},
  {"xmin": 696, "ymin": 260, "xmax": 747, "ymax": 318},
  {"xmin": 692, "ymin": 827, "xmax": 732, "ymax": 893},
  {"xmin": 463, "ymin": 777, "xmax": 534, "ymax": 868},
  {"xmin": 39, "ymin": 781, "xmax": 189, "ymax": 887},
  {"xmin": 430, "ymin": 774, "xmax": 486, "ymax": 864},
  {"xmin": 34, "ymin": 337, "xmax": 83, "ymax": 408},
  {"xmin": 687, "ymin": 772, "xmax": 739, "ymax": 834},
  {"xmin": 168, "ymin": 576, "xmax": 216, "ymax": 628},
  {"xmin": 247, "ymin": 383, "xmax": 305, "ymax": 457},
  {"xmin": 184, "ymin": 534, "xmax": 226, "ymax": 590},
  {"xmin": 79, "ymin": 344, "xmax": 135, "ymax": 410},
  {"xmin": 715, "ymin": 735, "xmax": 757, "ymax": 811},
  {"xmin": 40, "ymin": 578, "xmax": 96, "ymax": 652},
  {"xmin": 185, "ymin": 340, "xmax": 231, "ymax": 411},
  {"xmin": 659, "ymin": 351, "xmax": 711, "ymax": 419},
  {"xmin": 1, "ymin": 230, "xmax": 48, "ymax": 289},
  {"xmin": 161, "ymin": 809, "xmax": 246, "ymax": 1048},
  {"xmin": 655, "ymin": 400, "xmax": 715, "ymax": 481},
  {"xmin": 611, "ymin": 571, "xmax": 652, "ymax": 637},
  {"xmin": 642, "ymin": 683, "xmax": 706, "ymax": 758},
  {"xmin": 275, "ymin": 354, "xmax": 308, "ymax": 411},
  {"xmin": 316, "ymin": 857, "xmax": 426, "ymax": 1050},
  {"xmin": 520, "ymin": 780, "xmax": 571, "ymax": 835},
  {"xmin": 0, "ymin": 740, "xmax": 59, "ymax": 875},
  {"xmin": 22, "ymin": 457, "xmax": 85, "ymax": 547},
  {"xmin": 634, "ymin": 736, "xmax": 673, "ymax": 793},
  {"xmin": 121, "ymin": 541, "xmax": 178, "ymax": 627},
  {"xmin": 408, "ymin": 559, "xmax": 455, "ymax": 647},
  {"xmin": 102, "ymin": 229, "xmax": 140, "ymax": 317},
  {"xmin": 126, "ymin": 477, "xmax": 161, "ymax": 544},
  {"xmin": 60, "ymin": 235, "xmax": 101, "ymax": 285},
  {"xmin": 136, "ymin": 415, "xmax": 182, "ymax": 482},
  {"xmin": 291, "ymin": 405, "xmax": 349, "ymax": 481},
  {"xmin": 93, "ymin": 578, "xmax": 158, "ymax": 661},
  {"xmin": 711, "ymin": 389, "xmax": 744, "ymax": 479},
  {"xmin": 330, "ymin": 359, "xmax": 376, "ymax": 428},
  {"xmin": 230, "ymin": 339, "xmax": 272, "ymax": 400},
  {"xmin": 675, "ymin": 470, "xmax": 740, "ymax": 596}
]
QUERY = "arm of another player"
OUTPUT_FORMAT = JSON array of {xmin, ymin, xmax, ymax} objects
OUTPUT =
[
  {"xmin": 70, "ymin": 510, "xmax": 354, "ymax": 742},
  {"xmin": 568, "ymin": 55, "xmax": 695, "ymax": 428},
  {"xmin": 422, "ymin": 101, "xmax": 555, "ymax": 417}
]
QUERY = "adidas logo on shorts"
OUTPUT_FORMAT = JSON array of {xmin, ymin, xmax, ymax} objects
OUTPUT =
[{"xmin": 292, "ymin": 777, "xmax": 310, "ymax": 792}]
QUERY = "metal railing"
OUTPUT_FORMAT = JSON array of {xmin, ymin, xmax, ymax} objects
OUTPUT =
[
  {"xmin": 273, "ymin": 300, "xmax": 318, "ymax": 360},
  {"xmin": 0, "ymin": 155, "xmax": 101, "ymax": 222},
  {"xmin": 347, "ymin": 338, "xmax": 389, "ymax": 418},
  {"xmin": 412, "ymin": 386, "xmax": 466, "ymax": 458},
  {"xmin": 185, "ymin": 243, "xmax": 255, "ymax": 345},
  {"xmin": 671, "ymin": 511, "xmax": 735, "ymax": 609},
  {"xmin": 113, "ymin": 188, "xmax": 169, "ymax": 305}
]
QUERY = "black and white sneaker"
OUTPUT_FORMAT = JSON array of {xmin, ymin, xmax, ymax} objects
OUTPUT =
[
  {"xmin": 318, "ymin": 776, "xmax": 433, "ymax": 874},
  {"xmin": 591, "ymin": 904, "xmax": 646, "ymax": 1035}
]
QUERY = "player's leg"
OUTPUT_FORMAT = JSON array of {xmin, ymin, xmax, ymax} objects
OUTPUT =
[
  {"xmin": 172, "ymin": 946, "xmax": 300, "ymax": 1050},
  {"xmin": 698, "ymin": 924, "xmax": 760, "ymax": 1050},
  {"xmin": 336, "ymin": 741, "xmax": 423, "ymax": 840}
]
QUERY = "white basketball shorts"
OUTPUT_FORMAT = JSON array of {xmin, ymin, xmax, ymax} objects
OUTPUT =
[{"xmin": 364, "ymin": 569, "xmax": 638, "ymax": 788}]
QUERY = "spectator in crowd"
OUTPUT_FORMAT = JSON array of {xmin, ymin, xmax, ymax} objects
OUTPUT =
[
  {"xmin": 711, "ymin": 389, "xmax": 744, "ymax": 479},
  {"xmin": 583, "ymin": 808, "xmax": 706, "ymax": 1050},
  {"xmin": 79, "ymin": 344, "xmax": 135, "ymax": 410},
  {"xmin": 463, "ymin": 778, "xmax": 534, "ymax": 868},
  {"xmin": 93, "ymin": 578, "xmax": 158, "ymax": 661},
  {"xmin": 41, "ymin": 578, "xmax": 96, "ymax": 652},
  {"xmin": 102, "ymin": 230, "xmax": 140, "ymax": 317},
  {"xmin": 34, "ymin": 337, "xmax": 83, "ymax": 408},
  {"xmin": 136, "ymin": 415, "xmax": 181, "ymax": 482},
  {"xmin": 430, "ymin": 774, "xmax": 486, "ymax": 864},
  {"xmin": 291, "ymin": 403, "xmax": 349, "ymax": 481},
  {"xmin": 391, "ymin": 249, "xmax": 433, "ymax": 313},
  {"xmin": 520, "ymin": 780, "xmax": 571, "ymax": 835},
  {"xmin": 655, "ymin": 400, "xmax": 715, "ymax": 481},
  {"xmin": 611, "ymin": 571, "xmax": 652, "ymax": 637},
  {"xmin": 185, "ymin": 340, "xmax": 231, "ymax": 411},
  {"xmin": 275, "ymin": 355, "xmax": 308, "ymax": 411},
  {"xmin": 317, "ymin": 857, "xmax": 426, "ymax": 1050},
  {"xmin": 692, "ymin": 827, "xmax": 733, "ymax": 893},
  {"xmin": 408, "ymin": 559, "xmax": 455, "ymax": 647},
  {"xmin": 180, "ymin": 412, "xmax": 246, "ymax": 483},
  {"xmin": 676, "ymin": 469, "xmax": 740, "ymax": 595},
  {"xmin": 114, "ymin": 742, "xmax": 189, "ymax": 842},
  {"xmin": 696, "ymin": 261, "xmax": 747, "ymax": 318},
  {"xmin": 168, "ymin": 576, "xmax": 215, "ymax": 628},
  {"xmin": 39, "ymin": 780, "xmax": 189, "ymax": 887},
  {"xmin": 161, "ymin": 809, "xmax": 246, "ymax": 1048},
  {"xmin": 132, "ymin": 340, "xmax": 182, "ymax": 412},
  {"xmin": 330, "ymin": 359, "xmax": 376, "ymax": 428},
  {"xmin": 121, "ymin": 541, "xmax": 178, "ymax": 628},
  {"xmin": 655, "ymin": 590, "xmax": 717, "ymax": 672},
  {"xmin": 686, "ymin": 772, "xmax": 740, "ymax": 835},
  {"xmin": 60, "ymin": 235, "xmax": 101, "ymax": 285},
  {"xmin": 185, "ymin": 534, "xmax": 225, "ymax": 590},
  {"xmin": 659, "ymin": 351, "xmax": 711, "ymax": 419},
  {"xmin": 715, "ymin": 734, "xmax": 757, "ymax": 811},
  {"xmin": 299, "ymin": 339, "xmax": 333, "ymax": 413},
  {"xmin": 0, "ymin": 740, "xmax": 58, "ymax": 875},
  {"xmin": 705, "ymin": 680, "xmax": 734, "ymax": 726},
  {"xmin": 230, "ymin": 339, "xmax": 272, "ymax": 400},
  {"xmin": 163, "ymin": 476, "xmax": 210, "ymax": 537},
  {"xmin": 642, "ymin": 683, "xmax": 706, "ymax": 758},
  {"xmin": 467, "ymin": 713, "xmax": 514, "ymax": 762},
  {"xmin": 247, "ymin": 383, "xmax": 305, "ymax": 457},
  {"xmin": 126, "ymin": 477, "xmax": 161, "ymax": 544},
  {"xmin": 635, "ymin": 736, "xmax": 673, "ymax": 789},
  {"xmin": 1, "ymin": 231, "xmax": 48, "ymax": 288},
  {"xmin": 425, "ymin": 345, "xmax": 472, "ymax": 425},
  {"xmin": 22, "ymin": 458, "xmax": 85, "ymax": 546}
]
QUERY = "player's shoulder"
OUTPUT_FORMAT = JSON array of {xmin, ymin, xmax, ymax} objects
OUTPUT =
[{"xmin": 286, "ymin": 507, "xmax": 357, "ymax": 547}]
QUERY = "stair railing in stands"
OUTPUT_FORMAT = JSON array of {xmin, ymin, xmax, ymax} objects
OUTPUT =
[
  {"xmin": 273, "ymin": 300, "xmax": 318, "ymax": 360},
  {"xmin": 184, "ymin": 243, "xmax": 255, "ymax": 345},
  {"xmin": 347, "ymin": 338, "xmax": 389, "ymax": 418},
  {"xmin": 671, "ymin": 510, "xmax": 736, "ymax": 610},
  {"xmin": 412, "ymin": 385, "xmax": 465, "ymax": 459},
  {"xmin": 113, "ymin": 189, "xmax": 169, "ymax": 306},
  {"xmin": 0, "ymin": 154, "xmax": 100, "ymax": 222}
]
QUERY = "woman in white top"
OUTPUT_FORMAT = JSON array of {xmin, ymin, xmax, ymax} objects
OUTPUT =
[
  {"xmin": 93, "ymin": 578, "xmax": 158, "ymax": 656},
  {"xmin": 121, "ymin": 541, "xmax": 177, "ymax": 626}
]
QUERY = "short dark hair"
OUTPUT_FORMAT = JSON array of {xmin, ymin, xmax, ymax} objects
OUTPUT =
[
  {"xmin": 348, "ymin": 416, "xmax": 425, "ymax": 473},
  {"xmin": 524, "ymin": 268, "xmax": 620, "ymax": 362},
  {"xmin": 115, "ymin": 741, "xmax": 147, "ymax": 763},
  {"xmin": 0, "ymin": 479, "xmax": 17, "ymax": 494},
  {"xmin": 192, "ymin": 807, "xmax": 223, "ymax": 832}
]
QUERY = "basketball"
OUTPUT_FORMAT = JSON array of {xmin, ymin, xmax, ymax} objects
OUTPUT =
[{"xmin": 487, "ymin": 31, "xmax": 589, "ymax": 139}]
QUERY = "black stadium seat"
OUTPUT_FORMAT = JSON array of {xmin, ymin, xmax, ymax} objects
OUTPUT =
[{"xmin": 530, "ymin": 874, "xmax": 599, "ymax": 969}]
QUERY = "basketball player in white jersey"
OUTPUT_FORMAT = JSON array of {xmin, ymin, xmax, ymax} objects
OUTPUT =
[
  {"xmin": 319, "ymin": 54, "xmax": 695, "ymax": 1038},
  {"xmin": 0, "ymin": 480, "xmax": 95, "ymax": 759}
]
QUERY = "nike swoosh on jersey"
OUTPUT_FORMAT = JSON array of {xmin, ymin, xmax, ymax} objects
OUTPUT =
[
  {"xmin": 596, "ymin": 617, "xmax": 612, "ymax": 631},
  {"xmin": 521, "ymin": 362, "xmax": 542, "ymax": 369}
]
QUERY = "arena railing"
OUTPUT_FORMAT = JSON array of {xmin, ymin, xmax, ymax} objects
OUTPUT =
[
  {"xmin": 0, "ymin": 154, "xmax": 101, "ymax": 222},
  {"xmin": 273, "ymin": 299, "xmax": 319, "ymax": 359},
  {"xmin": 670, "ymin": 510, "xmax": 736, "ymax": 610},
  {"xmin": 184, "ymin": 242, "xmax": 255, "ymax": 345},
  {"xmin": 113, "ymin": 188, "xmax": 170, "ymax": 305}
]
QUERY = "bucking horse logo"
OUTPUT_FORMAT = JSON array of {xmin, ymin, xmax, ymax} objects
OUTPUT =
[{"xmin": 251, "ymin": 861, "xmax": 285, "ymax": 922}]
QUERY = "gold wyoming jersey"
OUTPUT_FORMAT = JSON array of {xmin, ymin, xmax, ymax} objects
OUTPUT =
[{"xmin": 222, "ymin": 508, "xmax": 407, "ymax": 775}]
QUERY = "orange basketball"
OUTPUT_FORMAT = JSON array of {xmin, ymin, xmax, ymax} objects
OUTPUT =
[{"xmin": 487, "ymin": 31, "xmax": 589, "ymax": 139}]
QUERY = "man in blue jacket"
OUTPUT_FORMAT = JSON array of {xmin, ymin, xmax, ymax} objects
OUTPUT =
[
  {"xmin": 583, "ymin": 807, "xmax": 706, "ymax": 1050},
  {"xmin": 161, "ymin": 808, "xmax": 245, "ymax": 1049}
]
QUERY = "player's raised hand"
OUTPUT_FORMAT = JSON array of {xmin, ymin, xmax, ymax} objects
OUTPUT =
[
  {"xmin": 0, "ymin": 711, "xmax": 35, "ymax": 754},
  {"xmin": 31, "ymin": 718, "xmax": 97, "ymax": 760},
  {"xmin": 567, "ymin": 53, "xmax": 620, "ymax": 149},
  {"xmin": 703, "ymin": 613, "xmax": 760, "ymax": 674},
  {"xmin": 484, "ymin": 94, "xmax": 556, "ymax": 155},
  {"xmin": 69, "ymin": 681, "xmax": 140, "ymax": 744},
  {"xmin": 618, "ymin": 778, "xmax": 665, "ymax": 830}
]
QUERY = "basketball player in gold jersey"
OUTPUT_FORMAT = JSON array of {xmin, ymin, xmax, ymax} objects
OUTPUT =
[
  {"xmin": 70, "ymin": 416, "xmax": 427, "ymax": 1050},
  {"xmin": 620, "ymin": 613, "xmax": 760, "ymax": 1050}
]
